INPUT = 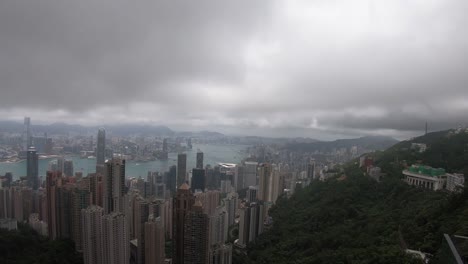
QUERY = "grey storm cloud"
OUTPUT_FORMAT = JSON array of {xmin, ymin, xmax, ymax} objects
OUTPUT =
[
  {"xmin": 0, "ymin": 0, "xmax": 270, "ymax": 109},
  {"xmin": 0, "ymin": 0, "xmax": 468, "ymax": 139}
]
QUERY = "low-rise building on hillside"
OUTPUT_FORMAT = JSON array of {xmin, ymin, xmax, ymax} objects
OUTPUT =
[{"xmin": 403, "ymin": 165, "xmax": 465, "ymax": 192}]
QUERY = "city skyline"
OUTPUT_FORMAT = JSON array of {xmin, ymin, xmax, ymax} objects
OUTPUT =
[
  {"xmin": 2, "ymin": 1, "xmax": 468, "ymax": 263},
  {"xmin": 1, "ymin": 1, "xmax": 467, "ymax": 140}
]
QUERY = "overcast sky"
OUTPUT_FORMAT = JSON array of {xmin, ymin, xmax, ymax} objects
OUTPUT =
[{"xmin": 0, "ymin": 0, "xmax": 467, "ymax": 140}]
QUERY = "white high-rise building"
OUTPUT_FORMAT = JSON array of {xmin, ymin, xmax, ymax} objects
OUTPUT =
[
  {"xmin": 237, "ymin": 202, "xmax": 264, "ymax": 248},
  {"xmin": 209, "ymin": 206, "xmax": 228, "ymax": 247},
  {"xmin": 244, "ymin": 162, "xmax": 258, "ymax": 188},
  {"xmin": 257, "ymin": 163, "xmax": 281, "ymax": 204},
  {"xmin": 446, "ymin": 173, "xmax": 465, "ymax": 192},
  {"xmin": 222, "ymin": 192, "xmax": 238, "ymax": 226}
]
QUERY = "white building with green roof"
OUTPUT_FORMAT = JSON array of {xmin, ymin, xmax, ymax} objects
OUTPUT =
[{"xmin": 403, "ymin": 165, "xmax": 447, "ymax": 191}]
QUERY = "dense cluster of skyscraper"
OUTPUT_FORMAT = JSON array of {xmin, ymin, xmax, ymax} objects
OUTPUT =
[{"xmin": 0, "ymin": 120, "xmax": 322, "ymax": 264}]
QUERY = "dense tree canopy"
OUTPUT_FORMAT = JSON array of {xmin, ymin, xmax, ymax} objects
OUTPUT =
[
  {"xmin": 0, "ymin": 223, "xmax": 83, "ymax": 264},
  {"xmin": 237, "ymin": 130, "xmax": 468, "ymax": 263}
]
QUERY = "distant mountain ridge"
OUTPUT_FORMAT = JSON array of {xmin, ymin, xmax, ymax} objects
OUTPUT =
[
  {"xmin": 285, "ymin": 135, "xmax": 399, "ymax": 153},
  {"xmin": 0, "ymin": 120, "xmax": 175, "ymax": 136}
]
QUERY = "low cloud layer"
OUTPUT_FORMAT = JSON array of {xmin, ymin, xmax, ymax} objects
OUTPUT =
[{"xmin": 1, "ymin": 0, "xmax": 467, "ymax": 139}]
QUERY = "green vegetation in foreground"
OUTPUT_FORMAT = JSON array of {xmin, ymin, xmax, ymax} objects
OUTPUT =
[
  {"xmin": 0, "ymin": 223, "xmax": 83, "ymax": 264},
  {"xmin": 236, "ymin": 130, "xmax": 468, "ymax": 264}
]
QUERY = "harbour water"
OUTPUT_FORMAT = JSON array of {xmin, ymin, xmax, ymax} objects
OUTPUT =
[{"xmin": 0, "ymin": 144, "xmax": 248, "ymax": 180}]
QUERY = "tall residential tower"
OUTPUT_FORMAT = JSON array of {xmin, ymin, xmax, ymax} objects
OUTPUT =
[{"xmin": 103, "ymin": 158, "xmax": 126, "ymax": 214}]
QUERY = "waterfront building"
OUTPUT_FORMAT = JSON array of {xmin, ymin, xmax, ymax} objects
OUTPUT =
[
  {"xmin": 23, "ymin": 117, "xmax": 31, "ymax": 151},
  {"xmin": 27, "ymin": 146, "xmax": 39, "ymax": 190},
  {"xmin": 96, "ymin": 129, "xmax": 106, "ymax": 167},
  {"xmin": 64, "ymin": 159, "xmax": 74, "ymax": 177},
  {"xmin": 196, "ymin": 151, "xmax": 204, "ymax": 169},
  {"xmin": 177, "ymin": 153, "xmax": 187, "ymax": 187},
  {"xmin": 162, "ymin": 138, "xmax": 169, "ymax": 160}
]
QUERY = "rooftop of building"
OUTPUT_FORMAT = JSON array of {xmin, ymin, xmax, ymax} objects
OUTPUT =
[
  {"xmin": 178, "ymin": 182, "xmax": 190, "ymax": 190},
  {"xmin": 218, "ymin": 163, "xmax": 237, "ymax": 168},
  {"xmin": 405, "ymin": 165, "xmax": 446, "ymax": 177}
]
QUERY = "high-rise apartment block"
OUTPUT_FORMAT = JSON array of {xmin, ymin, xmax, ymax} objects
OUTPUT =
[
  {"xmin": 134, "ymin": 197, "xmax": 149, "ymax": 264},
  {"xmin": 144, "ymin": 215, "xmax": 165, "ymax": 264},
  {"xmin": 102, "ymin": 212, "xmax": 129, "ymax": 264},
  {"xmin": 246, "ymin": 186, "xmax": 258, "ymax": 203},
  {"xmin": 237, "ymin": 202, "xmax": 264, "ymax": 248},
  {"xmin": 222, "ymin": 192, "xmax": 238, "ymax": 227},
  {"xmin": 81, "ymin": 205, "xmax": 104, "ymax": 264},
  {"xmin": 46, "ymin": 171, "xmax": 63, "ymax": 239},
  {"xmin": 103, "ymin": 158, "xmax": 126, "ymax": 214},
  {"xmin": 173, "ymin": 183, "xmax": 195, "ymax": 264},
  {"xmin": 257, "ymin": 163, "xmax": 281, "ymax": 204},
  {"xmin": 183, "ymin": 201, "xmax": 209, "ymax": 264}
]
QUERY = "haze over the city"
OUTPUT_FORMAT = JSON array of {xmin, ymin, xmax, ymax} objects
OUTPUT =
[{"xmin": 1, "ymin": 0, "xmax": 467, "ymax": 140}]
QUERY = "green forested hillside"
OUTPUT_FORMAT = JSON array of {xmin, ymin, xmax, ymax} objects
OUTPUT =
[
  {"xmin": 0, "ymin": 223, "xmax": 83, "ymax": 264},
  {"xmin": 237, "ymin": 130, "xmax": 468, "ymax": 264}
]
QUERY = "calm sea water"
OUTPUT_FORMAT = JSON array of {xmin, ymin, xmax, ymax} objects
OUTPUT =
[{"xmin": 0, "ymin": 144, "xmax": 248, "ymax": 180}]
